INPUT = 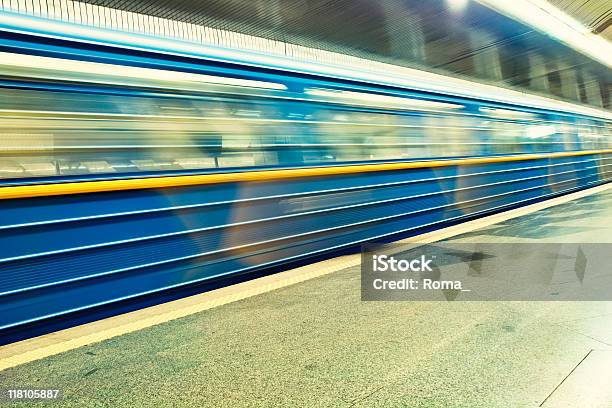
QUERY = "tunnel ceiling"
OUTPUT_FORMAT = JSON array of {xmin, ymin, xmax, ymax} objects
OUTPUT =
[
  {"xmin": 74, "ymin": 0, "xmax": 611, "ymax": 109},
  {"xmin": 547, "ymin": 0, "xmax": 612, "ymax": 40}
]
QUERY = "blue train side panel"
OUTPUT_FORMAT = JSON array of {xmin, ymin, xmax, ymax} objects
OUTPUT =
[{"xmin": 1, "ymin": 153, "xmax": 611, "ymax": 330}]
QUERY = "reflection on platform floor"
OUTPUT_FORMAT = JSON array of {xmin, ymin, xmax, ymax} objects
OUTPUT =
[
  {"xmin": 451, "ymin": 186, "xmax": 612, "ymax": 243},
  {"xmin": 2, "ymin": 187, "xmax": 612, "ymax": 407}
]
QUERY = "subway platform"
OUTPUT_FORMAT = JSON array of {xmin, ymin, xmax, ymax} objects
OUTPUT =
[{"xmin": 1, "ymin": 184, "xmax": 612, "ymax": 407}]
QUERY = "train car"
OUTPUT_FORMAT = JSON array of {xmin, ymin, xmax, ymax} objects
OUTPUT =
[{"xmin": 0, "ymin": 14, "xmax": 611, "ymax": 340}]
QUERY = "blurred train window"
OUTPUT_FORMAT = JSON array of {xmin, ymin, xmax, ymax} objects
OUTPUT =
[{"xmin": 0, "ymin": 84, "xmax": 608, "ymax": 180}]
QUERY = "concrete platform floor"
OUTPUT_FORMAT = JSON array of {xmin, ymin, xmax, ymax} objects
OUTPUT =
[{"xmin": 2, "ymin": 187, "xmax": 612, "ymax": 407}]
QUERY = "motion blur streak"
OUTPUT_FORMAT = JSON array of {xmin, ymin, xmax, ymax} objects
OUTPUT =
[
  {"xmin": 0, "ymin": 51, "xmax": 287, "ymax": 90},
  {"xmin": 303, "ymin": 88, "xmax": 463, "ymax": 111},
  {"xmin": 1, "ymin": 150, "xmax": 612, "ymax": 200},
  {"xmin": 0, "ymin": 51, "xmax": 610, "ymax": 181},
  {"xmin": 0, "ymin": 11, "xmax": 609, "ymax": 120}
]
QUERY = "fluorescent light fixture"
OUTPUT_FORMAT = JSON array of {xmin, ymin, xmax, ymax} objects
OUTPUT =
[
  {"xmin": 477, "ymin": 0, "xmax": 612, "ymax": 69},
  {"xmin": 0, "ymin": 51, "xmax": 287, "ymax": 91},
  {"xmin": 447, "ymin": 0, "xmax": 469, "ymax": 13},
  {"xmin": 305, "ymin": 88, "xmax": 463, "ymax": 111}
]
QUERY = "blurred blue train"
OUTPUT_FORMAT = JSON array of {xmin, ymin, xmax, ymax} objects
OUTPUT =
[{"xmin": 0, "ymin": 15, "xmax": 611, "ymax": 339}]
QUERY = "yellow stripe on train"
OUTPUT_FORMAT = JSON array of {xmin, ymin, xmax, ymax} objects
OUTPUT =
[{"xmin": 1, "ymin": 149, "xmax": 611, "ymax": 200}]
